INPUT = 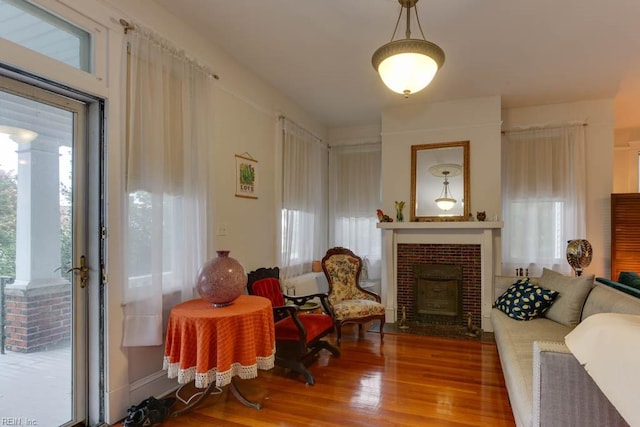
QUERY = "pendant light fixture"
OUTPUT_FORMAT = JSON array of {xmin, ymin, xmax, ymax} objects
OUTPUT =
[
  {"xmin": 435, "ymin": 170, "xmax": 456, "ymax": 211},
  {"xmin": 372, "ymin": 0, "xmax": 445, "ymax": 97}
]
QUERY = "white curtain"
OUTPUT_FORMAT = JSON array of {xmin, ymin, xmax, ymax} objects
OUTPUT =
[
  {"xmin": 122, "ymin": 26, "xmax": 213, "ymax": 346},
  {"xmin": 329, "ymin": 143, "xmax": 382, "ymax": 280},
  {"xmin": 502, "ymin": 124, "xmax": 586, "ymax": 276},
  {"xmin": 280, "ymin": 117, "xmax": 327, "ymax": 279}
]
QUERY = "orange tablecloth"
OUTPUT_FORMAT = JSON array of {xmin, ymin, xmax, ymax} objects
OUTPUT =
[{"xmin": 163, "ymin": 295, "xmax": 275, "ymax": 388}]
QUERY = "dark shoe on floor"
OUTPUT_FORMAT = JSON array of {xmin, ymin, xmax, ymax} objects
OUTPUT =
[
  {"xmin": 123, "ymin": 406, "xmax": 165, "ymax": 427},
  {"xmin": 124, "ymin": 396, "xmax": 176, "ymax": 426}
]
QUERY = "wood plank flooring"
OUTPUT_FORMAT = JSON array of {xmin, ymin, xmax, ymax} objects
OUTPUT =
[{"xmin": 115, "ymin": 326, "xmax": 515, "ymax": 426}]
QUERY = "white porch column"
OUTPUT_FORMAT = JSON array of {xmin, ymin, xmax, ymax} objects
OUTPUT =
[{"xmin": 12, "ymin": 138, "xmax": 66, "ymax": 290}]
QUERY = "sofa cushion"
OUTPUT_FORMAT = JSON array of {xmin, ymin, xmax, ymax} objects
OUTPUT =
[
  {"xmin": 618, "ymin": 271, "xmax": 640, "ymax": 290},
  {"xmin": 494, "ymin": 278, "xmax": 558, "ymax": 321},
  {"xmin": 540, "ymin": 268, "xmax": 594, "ymax": 327}
]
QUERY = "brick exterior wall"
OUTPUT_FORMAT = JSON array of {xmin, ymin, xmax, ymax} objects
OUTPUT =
[
  {"xmin": 397, "ymin": 243, "xmax": 482, "ymax": 327},
  {"xmin": 4, "ymin": 288, "xmax": 71, "ymax": 353}
]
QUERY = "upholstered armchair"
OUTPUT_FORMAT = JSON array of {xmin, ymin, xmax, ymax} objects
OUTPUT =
[
  {"xmin": 321, "ymin": 247, "xmax": 385, "ymax": 345},
  {"xmin": 247, "ymin": 267, "xmax": 340, "ymax": 385}
]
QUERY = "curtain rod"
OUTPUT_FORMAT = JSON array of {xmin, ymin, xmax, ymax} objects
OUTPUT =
[
  {"xmin": 502, "ymin": 122, "xmax": 587, "ymax": 135},
  {"xmin": 279, "ymin": 115, "xmax": 324, "ymax": 143},
  {"xmin": 119, "ymin": 18, "xmax": 135, "ymax": 34}
]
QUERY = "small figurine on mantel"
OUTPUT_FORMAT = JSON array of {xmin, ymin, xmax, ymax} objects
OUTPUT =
[
  {"xmin": 395, "ymin": 201, "xmax": 405, "ymax": 222},
  {"xmin": 376, "ymin": 209, "xmax": 394, "ymax": 222}
]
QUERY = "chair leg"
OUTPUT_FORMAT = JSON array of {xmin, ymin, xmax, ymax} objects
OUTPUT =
[
  {"xmin": 277, "ymin": 358, "xmax": 316, "ymax": 385},
  {"xmin": 379, "ymin": 317, "xmax": 385, "ymax": 342},
  {"xmin": 336, "ymin": 323, "xmax": 342, "ymax": 346},
  {"xmin": 315, "ymin": 340, "xmax": 341, "ymax": 358}
]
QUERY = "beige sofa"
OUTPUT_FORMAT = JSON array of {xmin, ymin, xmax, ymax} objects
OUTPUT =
[{"xmin": 491, "ymin": 271, "xmax": 640, "ymax": 427}]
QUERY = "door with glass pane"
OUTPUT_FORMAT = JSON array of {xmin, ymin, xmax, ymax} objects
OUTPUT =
[{"xmin": 0, "ymin": 75, "xmax": 89, "ymax": 426}]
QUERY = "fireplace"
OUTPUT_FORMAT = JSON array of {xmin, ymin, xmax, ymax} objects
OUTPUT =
[
  {"xmin": 413, "ymin": 263, "xmax": 464, "ymax": 324},
  {"xmin": 377, "ymin": 221, "xmax": 502, "ymax": 332},
  {"xmin": 398, "ymin": 244, "xmax": 481, "ymax": 327}
]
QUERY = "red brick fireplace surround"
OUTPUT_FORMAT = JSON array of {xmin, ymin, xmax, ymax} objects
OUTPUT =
[
  {"xmin": 378, "ymin": 221, "xmax": 503, "ymax": 332},
  {"xmin": 397, "ymin": 243, "xmax": 481, "ymax": 327}
]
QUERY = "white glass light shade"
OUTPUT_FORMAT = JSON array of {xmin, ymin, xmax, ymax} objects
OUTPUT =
[
  {"xmin": 435, "ymin": 197, "xmax": 456, "ymax": 211},
  {"xmin": 378, "ymin": 53, "xmax": 438, "ymax": 96},
  {"xmin": 372, "ymin": 39, "xmax": 445, "ymax": 97}
]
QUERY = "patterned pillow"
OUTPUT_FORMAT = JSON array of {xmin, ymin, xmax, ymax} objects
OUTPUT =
[{"xmin": 494, "ymin": 278, "xmax": 559, "ymax": 321}]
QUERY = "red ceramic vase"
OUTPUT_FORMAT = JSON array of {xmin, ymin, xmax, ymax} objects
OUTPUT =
[{"xmin": 196, "ymin": 250, "xmax": 247, "ymax": 307}]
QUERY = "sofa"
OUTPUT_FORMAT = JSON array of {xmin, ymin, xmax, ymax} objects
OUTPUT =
[
  {"xmin": 595, "ymin": 271, "xmax": 640, "ymax": 299},
  {"xmin": 490, "ymin": 268, "xmax": 640, "ymax": 427}
]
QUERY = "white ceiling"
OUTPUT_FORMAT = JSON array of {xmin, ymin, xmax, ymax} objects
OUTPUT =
[{"xmin": 153, "ymin": 0, "xmax": 640, "ymax": 130}]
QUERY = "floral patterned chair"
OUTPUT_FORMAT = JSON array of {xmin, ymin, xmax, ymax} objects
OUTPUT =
[{"xmin": 321, "ymin": 247, "xmax": 385, "ymax": 345}]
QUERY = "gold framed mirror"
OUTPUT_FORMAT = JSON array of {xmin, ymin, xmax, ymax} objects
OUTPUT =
[{"xmin": 410, "ymin": 141, "xmax": 469, "ymax": 221}]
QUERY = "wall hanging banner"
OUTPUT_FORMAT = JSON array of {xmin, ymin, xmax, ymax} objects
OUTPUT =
[{"xmin": 235, "ymin": 153, "xmax": 258, "ymax": 199}]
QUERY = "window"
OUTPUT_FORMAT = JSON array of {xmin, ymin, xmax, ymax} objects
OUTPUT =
[
  {"xmin": 280, "ymin": 118, "xmax": 327, "ymax": 279},
  {"xmin": 502, "ymin": 125, "xmax": 586, "ymax": 275},
  {"xmin": 329, "ymin": 144, "xmax": 382, "ymax": 279},
  {"xmin": 0, "ymin": 0, "xmax": 91, "ymax": 71}
]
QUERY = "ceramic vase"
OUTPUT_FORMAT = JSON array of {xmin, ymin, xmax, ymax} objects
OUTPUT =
[{"xmin": 196, "ymin": 250, "xmax": 247, "ymax": 307}]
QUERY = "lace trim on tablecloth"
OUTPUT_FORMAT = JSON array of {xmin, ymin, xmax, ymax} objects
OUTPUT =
[{"xmin": 163, "ymin": 348, "xmax": 275, "ymax": 388}]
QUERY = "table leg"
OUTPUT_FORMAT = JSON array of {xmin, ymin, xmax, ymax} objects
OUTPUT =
[
  {"xmin": 230, "ymin": 377, "xmax": 262, "ymax": 410},
  {"xmin": 171, "ymin": 381, "xmax": 222, "ymax": 417},
  {"xmin": 171, "ymin": 377, "xmax": 261, "ymax": 416}
]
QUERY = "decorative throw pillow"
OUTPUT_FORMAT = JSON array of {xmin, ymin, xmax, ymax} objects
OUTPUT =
[
  {"xmin": 539, "ymin": 268, "xmax": 595, "ymax": 327},
  {"xmin": 493, "ymin": 278, "xmax": 559, "ymax": 321}
]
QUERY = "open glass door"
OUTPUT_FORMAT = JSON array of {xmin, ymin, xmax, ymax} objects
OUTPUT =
[{"xmin": 0, "ymin": 75, "xmax": 92, "ymax": 426}]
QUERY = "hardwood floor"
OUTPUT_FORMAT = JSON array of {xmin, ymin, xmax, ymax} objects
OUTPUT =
[{"xmin": 116, "ymin": 327, "xmax": 515, "ymax": 426}]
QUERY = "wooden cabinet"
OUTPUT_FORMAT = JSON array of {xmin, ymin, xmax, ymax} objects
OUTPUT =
[{"xmin": 611, "ymin": 193, "xmax": 640, "ymax": 280}]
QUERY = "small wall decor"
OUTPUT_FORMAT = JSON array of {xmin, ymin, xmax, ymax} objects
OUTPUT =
[{"xmin": 235, "ymin": 152, "xmax": 258, "ymax": 199}]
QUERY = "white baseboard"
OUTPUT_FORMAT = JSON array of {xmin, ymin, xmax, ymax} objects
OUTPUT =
[{"xmin": 105, "ymin": 371, "xmax": 179, "ymax": 424}]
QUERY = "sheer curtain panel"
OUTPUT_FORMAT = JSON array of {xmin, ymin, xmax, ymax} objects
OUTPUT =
[
  {"xmin": 280, "ymin": 117, "xmax": 328, "ymax": 279},
  {"xmin": 501, "ymin": 124, "xmax": 586, "ymax": 276},
  {"xmin": 329, "ymin": 144, "xmax": 382, "ymax": 279},
  {"xmin": 122, "ymin": 25, "xmax": 214, "ymax": 346}
]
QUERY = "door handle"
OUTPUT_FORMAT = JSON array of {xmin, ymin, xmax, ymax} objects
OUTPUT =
[{"xmin": 67, "ymin": 255, "xmax": 89, "ymax": 288}]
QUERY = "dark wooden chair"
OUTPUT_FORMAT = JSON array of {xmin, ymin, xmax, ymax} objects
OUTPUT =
[
  {"xmin": 247, "ymin": 267, "xmax": 340, "ymax": 385},
  {"xmin": 321, "ymin": 247, "xmax": 385, "ymax": 345}
]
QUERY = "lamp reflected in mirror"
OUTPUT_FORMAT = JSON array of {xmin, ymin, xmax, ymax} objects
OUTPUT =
[
  {"xmin": 411, "ymin": 141, "xmax": 469, "ymax": 221},
  {"xmin": 430, "ymin": 164, "xmax": 461, "ymax": 211}
]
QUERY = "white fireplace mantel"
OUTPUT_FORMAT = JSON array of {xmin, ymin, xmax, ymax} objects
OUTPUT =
[{"xmin": 377, "ymin": 221, "xmax": 503, "ymax": 331}]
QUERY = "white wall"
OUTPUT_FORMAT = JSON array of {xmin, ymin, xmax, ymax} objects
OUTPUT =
[
  {"xmin": 2, "ymin": 0, "xmax": 327, "ymax": 423},
  {"xmin": 502, "ymin": 99, "xmax": 616, "ymax": 278},
  {"xmin": 381, "ymin": 96, "xmax": 503, "ymax": 222}
]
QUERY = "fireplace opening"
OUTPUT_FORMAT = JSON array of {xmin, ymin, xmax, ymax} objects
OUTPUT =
[{"xmin": 413, "ymin": 264, "xmax": 463, "ymax": 325}]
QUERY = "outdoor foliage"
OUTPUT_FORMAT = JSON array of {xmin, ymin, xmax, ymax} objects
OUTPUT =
[{"xmin": 0, "ymin": 170, "xmax": 16, "ymax": 277}]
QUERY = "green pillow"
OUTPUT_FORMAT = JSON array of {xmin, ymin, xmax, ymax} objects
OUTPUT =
[
  {"xmin": 618, "ymin": 271, "xmax": 640, "ymax": 290},
  {"xmin": 539, "ymin": 268, "xmax": 594, "ymax": 327},
  {"xmin": 494, "ymin": 278, "xmax": 559, "ymax": 321}
]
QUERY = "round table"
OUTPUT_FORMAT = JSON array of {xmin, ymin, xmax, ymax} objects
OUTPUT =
[{"xmin": 163, "ymin": 295, "xmax": 275, "ymax": 414}]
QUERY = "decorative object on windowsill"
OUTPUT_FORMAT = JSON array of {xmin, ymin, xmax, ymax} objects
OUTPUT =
[
  {"xmin": 312, "ymin": 260, "xmax": 322, "ymax": 273},
  {"xmin": 372, "ymin": 0, "xmax": 445, "ymax": 97},
  {"xmin": 196, "ymin": 250, "xmax": 247, "ymax": 307},
  {"xmin": 476, "ymin": 211, "xmax": 486, "ymax": 222},
  {"xmin": 566, "ymin": 239, "xmax": 593, "ymax": 277},
  {"xmin": 395, "ymin": 200, "xmax": 405, "ymax": 222},
  {"xmin": 376, "ymin": 209, "xmax": 394, "ymax": 222}
]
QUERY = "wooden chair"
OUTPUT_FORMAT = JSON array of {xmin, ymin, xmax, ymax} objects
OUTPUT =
[
  {"xmin": 321, "ymin": 247, "xmax": 385, "ymax": 345},
  {"xmin": 246, "ymin": 267, "xmax": 340, "ymax": 385}
]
